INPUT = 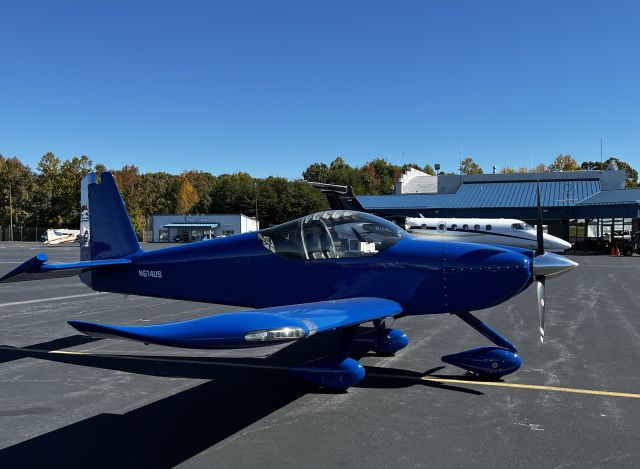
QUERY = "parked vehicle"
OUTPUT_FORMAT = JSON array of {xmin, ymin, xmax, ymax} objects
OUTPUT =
[{"xmin": 619, "ymin": 231, "xmax": 640, "ymax": 256}]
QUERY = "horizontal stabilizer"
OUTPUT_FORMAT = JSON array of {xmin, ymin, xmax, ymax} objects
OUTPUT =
[
  {"xmin": 0, "ymin": 253, "xmax": 131, "ymax": 283},
  {"xmin": 69, "ymin": 297, "xmax": 402, "ymax": 349}
]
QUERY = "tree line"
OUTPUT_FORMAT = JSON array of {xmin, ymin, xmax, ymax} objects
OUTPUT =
[
  {"xmin": 1, "ymin": 152, "xmax": 637, "ymax": 238},
  {"xmin": 458, "ymin": 154, "xmax": 638, "ymax": 189}
]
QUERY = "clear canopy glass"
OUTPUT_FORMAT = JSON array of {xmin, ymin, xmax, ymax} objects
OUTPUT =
[{"xmin": 259, "ymin": 210, "xmax": 406, "ymax": 260}]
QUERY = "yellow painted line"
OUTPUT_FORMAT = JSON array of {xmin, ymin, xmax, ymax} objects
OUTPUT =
[
  {"xmin": 421, "ymin": 377, "xmax": 640, "ymax": 399},
  {"xmin": 6, "ymin": 346, "xmax": 640, "ymax": 399}
]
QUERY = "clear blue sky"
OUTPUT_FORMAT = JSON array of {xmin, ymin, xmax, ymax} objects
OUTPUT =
[{"xmin": 1, "ymin": 1, "xmax": 638, "ymax": 178}]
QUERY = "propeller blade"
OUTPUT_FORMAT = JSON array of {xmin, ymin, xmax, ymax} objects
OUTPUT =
[
  {"xmin": 536, "ymin": 181, "xmax": 544, "ymax": 255},
  {"xmin": 536, "ymin": 276, "xmax": 546, "ymax": 343}
]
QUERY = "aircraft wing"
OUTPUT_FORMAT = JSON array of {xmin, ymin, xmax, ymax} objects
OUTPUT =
[
  {"xmin": 68, "ymin": 297, "xmax": 402, "ymax": 349},
  {"xmin": 0, "ymin": 253, "xmax": 131, "ymax": 283}
]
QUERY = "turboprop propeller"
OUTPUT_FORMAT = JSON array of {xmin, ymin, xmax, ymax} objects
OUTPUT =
[{"xmin": 531, "ymin": 183, "xmax": 578, "ymax": 342}]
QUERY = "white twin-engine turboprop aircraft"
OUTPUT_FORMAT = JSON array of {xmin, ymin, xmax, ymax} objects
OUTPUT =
[{"xmin": 406, "ymin": 216, "xmax": 572, "ymax": 252}]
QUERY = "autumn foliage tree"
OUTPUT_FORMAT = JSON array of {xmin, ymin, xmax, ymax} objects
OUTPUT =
[
  {"xmin": 177, "ymin": 178, "xmax": 199, "ymax": 214},
  {"xmin": 459, "ymin": 157, "xmax": 484, "ymax": 175},
  {"xmin": 549, "ymin": 154, "xmax": 580, "ymax": 172}
]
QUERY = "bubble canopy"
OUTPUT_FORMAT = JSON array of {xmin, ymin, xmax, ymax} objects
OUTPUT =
[{"xmin": 258, "ymin": 210, "xmax": 407, "ymax": 260}]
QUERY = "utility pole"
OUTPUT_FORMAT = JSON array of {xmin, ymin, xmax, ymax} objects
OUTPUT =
[
  {"xmin": 253, "ymin": 181, "xmax": 259, "ymax": 229},
  {"xmin": 8, "ymin": 185, "xmax": 13, "ymax": 242}
]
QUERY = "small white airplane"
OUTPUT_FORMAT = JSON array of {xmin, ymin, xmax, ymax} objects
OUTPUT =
[
  {"xmin": 406, "ymin": 217, "xmax": 571, "ymax": 252},
  {"xmin": 41, "ymin": 228, "xmax": 81, "ymax": 245}
]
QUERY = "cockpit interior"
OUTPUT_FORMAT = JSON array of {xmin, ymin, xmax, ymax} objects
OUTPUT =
[{"xmin": 258, "ymin": 210, "xmax": 406, "ymax": 260}]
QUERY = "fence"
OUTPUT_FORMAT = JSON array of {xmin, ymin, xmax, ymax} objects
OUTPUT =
[{"xmin": 0, "ymin": 227, "xmax": 44, "ymax": 242}]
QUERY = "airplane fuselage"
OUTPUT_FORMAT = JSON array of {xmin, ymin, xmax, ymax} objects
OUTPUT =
[
  {"xmin": 87, "ymin": 233, "xmax": 533, "ymax": 317},
  {"xmin": 406, "ymin": 218, "xmax": 571, "ymax": 252}
]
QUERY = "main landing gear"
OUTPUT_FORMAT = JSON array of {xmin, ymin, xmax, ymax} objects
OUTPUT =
[
  {"xmin": 288, "ymin": 320, "xmax": 409, "ymax": 390},
  {"xmin": 441, "ymin": 312, "xmax": 521, "ymax": 378}
]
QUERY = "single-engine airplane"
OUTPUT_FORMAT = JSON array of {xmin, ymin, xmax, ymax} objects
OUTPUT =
[
  {"xmin": 0, "ymin": 173, "xmax": 578, "ymax": 389},
  {"xmin": 41, "ymin": 228, "xmax": 81, "ymax": 245}
]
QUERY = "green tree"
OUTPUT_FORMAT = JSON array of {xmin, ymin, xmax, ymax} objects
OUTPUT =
[
  {"xmin": 423, "ymin": 164, "xmax": 436, "ymax": 176},
  {"xmin": 209, "ymin": 173, "xmax": 255, "ymax": 214},
  {"xmin": 362, "ymin": 158, "xmax": 399, "ymax": 194},
  {"xmin": 302, "ymin": 163, "xmax": 330, "ymax": 183},
  {"xmin": 549, "ymin": 154, "xmax": 580, "ymax": 172},
  {"xmin": 459, "ymin": 157, "xmax": 484, "ymax": 175},
  {"xmin": 0, "ymin": 155, "xmax": 35, "ymax": 229},
  {"xmin": 112, "ymin": 165, "xmax": 146, "ymax": 238},
  {"xmin": 581, "ymin": 157, "xmax": 638, "ymax": 188},
  {"xmin": 33, "ymin": 152, "xmax": 61, "ymax": 226},
  {"xmin": 531, "ymin": 163, "xmax": 548, "ymax": 172},
  {"xmin": 56, "ymin": 155, "xmax": 93, "ymax": 226}
]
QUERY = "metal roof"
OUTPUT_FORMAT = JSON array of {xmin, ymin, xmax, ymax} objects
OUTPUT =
[
  {"xmin": 359, "ymin": 180, "xmax": 602, "ymax": 210},
  {"xmin": 577, "ymin": 189, "xmax": 640, "ymax": 206}
]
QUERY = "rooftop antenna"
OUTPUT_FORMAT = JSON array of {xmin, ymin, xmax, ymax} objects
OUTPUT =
[{"xmin": 600, "ymin": 138, "xmax": 603, "ymax": 167}]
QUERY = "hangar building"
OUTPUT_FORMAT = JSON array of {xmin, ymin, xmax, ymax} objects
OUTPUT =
[
  {"xmin": 151, "ymin": 214, "xmax": 259, "ymax": 243},
  {"xmin": 320, "ymin": 168, "xmax": 640, "ymax": 252}
]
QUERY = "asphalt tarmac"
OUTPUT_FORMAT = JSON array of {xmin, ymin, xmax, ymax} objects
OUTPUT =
[{"xmin": 1, "ymin": 242, "xmax": 639, "ymax": 468}]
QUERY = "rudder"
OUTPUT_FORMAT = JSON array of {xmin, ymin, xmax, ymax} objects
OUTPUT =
[{"xmin": 81, "ymin": 172, "xmax": 141, "ymax": 261}]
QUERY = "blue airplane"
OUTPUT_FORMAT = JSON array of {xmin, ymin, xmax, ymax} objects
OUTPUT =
[{"xmin": 0, "ymin": 173, "xmax": 578, "ymax": 389}]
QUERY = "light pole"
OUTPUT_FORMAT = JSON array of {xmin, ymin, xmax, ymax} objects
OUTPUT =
[{"xmin": 253, "ymin": 180, "xmax": 259, "ymax": 229}]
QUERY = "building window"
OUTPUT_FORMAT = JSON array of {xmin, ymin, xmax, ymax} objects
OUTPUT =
[
  {"xmin": 437, "ymin": 222, "xmax": 446, "ymax": 232},
  {"xmin": 463, "ymin": 224, "xmax": 468, "ymax": 230},
  {"xmin": 486, "ymin": 225, "xmax": 492, "ymax": 231},
  {"xmin": 474, "ymin": 224, "xmax": 480, "ymax": 231},
  {"xmin": 222, "ymin": 230, "xmax": 235, "ymax": 236},
  {"xmin": 450, "ymin": 224, "xmax": 457, "ymax": 231}
]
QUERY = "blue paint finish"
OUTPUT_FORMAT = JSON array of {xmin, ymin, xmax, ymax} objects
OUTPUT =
[
  {"xmin": 454, "ymin": 312, "xmax": 518, "ymax": 353},
  {"xmin": 369, "ymin": 329, "xmax": 410, "ymax": 355},
  {"xmin": 70, "ymin": 313, "xmax": 309, "ymax": 349},
  {"xmin": 0, "ymin": 253, "xmax": 131, "ymax": 283},
  {"xmin": 87, "ymin": 172, "xmax": 142, "ymax": 260},
  {"xmin": 441, "ymin": 346, "xmax": 522, "ymax": 377},
  {"xmin": 288, "ymin": 357, "xmax": 365, "ymax": 389},
  {"xmin": 0, "ymin": 253, "xmax": 47, "ymax": 282},
  {"xmin": 87, "ymin": 234, "xmax": 531, "ymax": 317},
  {"xmin": 68, "ymin": 298, "xmax": 403, "ymax": 349}
]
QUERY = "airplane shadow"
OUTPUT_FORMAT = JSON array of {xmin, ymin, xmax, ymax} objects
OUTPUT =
[{"xmin": 0, "ymin": 332, "xmax": 482, "ymax": 468}]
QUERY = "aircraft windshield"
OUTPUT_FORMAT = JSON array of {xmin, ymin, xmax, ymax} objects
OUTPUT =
[
  {"xmin": 258, "ymin": 210, "xmax": 406, "ymax": 260},
  {"xmin": 511, "ymin": 222, "xmax": 534, "ymax": 231}
]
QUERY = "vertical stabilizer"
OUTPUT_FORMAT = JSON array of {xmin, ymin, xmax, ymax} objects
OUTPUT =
[{"xmin": 80, "ymin": 172, "xmax": 141, "ymax": 261}]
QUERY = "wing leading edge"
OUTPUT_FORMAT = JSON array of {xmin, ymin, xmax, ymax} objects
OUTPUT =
[{"xmin": 69, "ymin": 297, "xmax": 402, "ymax": 349}]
